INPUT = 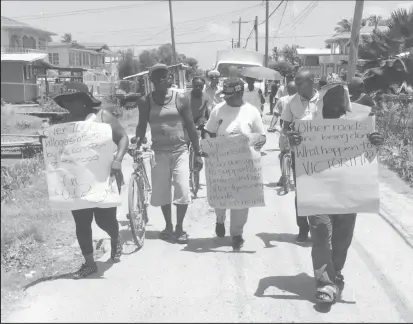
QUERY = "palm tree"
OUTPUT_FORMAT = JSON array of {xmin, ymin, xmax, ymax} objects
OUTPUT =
[
  {"xmin": 334, "ymin": 18, "xmax": 368, "ymax": 34},
  {"xmin": 61, "ymin": 33, "xmax": 73, "ymax": 43}
]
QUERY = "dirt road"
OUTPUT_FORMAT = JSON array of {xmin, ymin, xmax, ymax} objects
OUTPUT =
[{"xmin": 6, "ymin": 123, "xmax": 413, "ymax": 322}]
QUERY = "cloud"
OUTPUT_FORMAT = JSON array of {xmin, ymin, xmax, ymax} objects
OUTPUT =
[
  {"xmin": 363, "ymin": 5, "xmax": 389, "ymax": 17},
  {"xmin": 397, "ymin": 2, "xmax": 413, "ymax": 10},
  {"xmin": 207, "ymin": 23, "xmax": 232, "ymax": 36}
]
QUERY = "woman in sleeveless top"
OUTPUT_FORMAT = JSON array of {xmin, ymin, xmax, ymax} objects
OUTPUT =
[{"xmin": 53, "ymin": 82, "xmax": 129, "ymax": 279}]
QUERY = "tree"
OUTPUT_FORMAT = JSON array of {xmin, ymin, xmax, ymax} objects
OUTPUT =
[
  {"xmin": 61, "ymin": 33, "xmax": 73, "ymax": 43},
  {"xmin": 280, "ymin": 45, "xmax": 301, "ymax": 67},
  {"xmin": 268, "ymin": 61, "xmax": 294, "ymax": 77},
  {"xmin": 117, "ymin": 48, "xmax": 141, "ymax": 80}
]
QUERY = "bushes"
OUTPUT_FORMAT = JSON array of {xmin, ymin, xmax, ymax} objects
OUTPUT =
[{"xmin": 376, "ymin": 94, "xmax": 413, "ymax": 186}]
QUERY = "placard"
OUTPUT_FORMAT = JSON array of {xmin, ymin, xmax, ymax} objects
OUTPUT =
[
  {"xmin": 294, "ymin": 116, "xmax": 380, "ymax": 216},
  {"xmin": 201, "ymin": 134, "xmax": 265, "ymax": 209},
  {"xmin": 42, "ymin": 121, "xmax": 121, "ymax": 211}
]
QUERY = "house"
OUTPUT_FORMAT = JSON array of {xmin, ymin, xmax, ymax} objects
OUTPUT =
[
  {"xmin": 1, "ymin": 16, "xmax": 56, "ymax": 103},
  {"xmin": 47, "ymin": 41, "xmax": 120, "ymax": 95},
  {"xmin": 296, "ymin": 26, "xmax": 389, "ymax": 80}
]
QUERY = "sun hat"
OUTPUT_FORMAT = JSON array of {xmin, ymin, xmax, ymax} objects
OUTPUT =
[
  {"xmin": 218, "ymin": 77, "xmax": 244, "ymax": 99},
  {"xmin": 53, "ymin": 82, "xmax": 101, "ymax": 109}
]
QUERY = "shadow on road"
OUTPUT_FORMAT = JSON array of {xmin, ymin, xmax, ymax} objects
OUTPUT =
[
  {"xmin": 256, "ymin": 232, "xmax": 312, "ymax": 248},
  {"xmin": 23, "ymin": 260, "xmax": 115, "ymax": 291},
  {"xmin": 254, "ymin": 272, "xmax": 356, "ymax": 314},
  {"xmin": 181, "ymin": 237, "xmax": 256, "ymax": 254}
]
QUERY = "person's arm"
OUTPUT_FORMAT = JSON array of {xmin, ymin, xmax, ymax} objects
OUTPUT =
[
  {"xmin": 251, "ymin": 109, "xmax": 266, "ymax": 149},
  {"xmin": 204, "ymin": 105, "xmax": 219, "ymax": 138},
  {"xmin": 101, "ymin": 110, "xmax": 130, "ymax": 163},
  {"xmin": 177, "ymin": 93, "xmax": 201, "ymax": 153},
  {"xmin": 134, "ymin": 97, "xmax": 149, "ymax": 144}
]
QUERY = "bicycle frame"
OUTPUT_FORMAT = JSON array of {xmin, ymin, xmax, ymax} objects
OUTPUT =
[{"xmin": 129, "ymin": 147, "xmax": 153, "ymax": 195}]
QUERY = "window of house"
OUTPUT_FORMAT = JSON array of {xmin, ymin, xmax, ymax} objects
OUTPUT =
[
  {"xmin": 75, "ymin": 52, "xmax": 81, "ymax": 66},
  {"xmin": 48, "ymin": 53, "xmax": 59, "ymax": 65},
  {"xmin": 10, "ymin": 35, "xmax": 20, "ymax": 48},
  {"xmin": 69, "ymin": 52, "xmax": 75, "ymax": 65},
  {"xmin": 24, "ymin": 65, "xmax": 33, "ymax": 80},
  {"xmin": 39, "ymin": 38, "xmax": 46, "ymax": 51}
]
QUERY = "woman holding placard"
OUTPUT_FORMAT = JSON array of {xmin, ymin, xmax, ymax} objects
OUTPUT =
[
  {"xmin": 286, "ymin": 73, "xmax": 384, "ymax": 305},
  {"xmin": 53, "ymin": 82, "xmax": 129, "ymax": 279}
]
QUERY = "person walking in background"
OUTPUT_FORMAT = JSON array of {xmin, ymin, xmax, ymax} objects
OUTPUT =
[
  {"xmin": 52, "ymin": 82, "xmax": 129, "ymax": 279},
  {"xmin": 243, "ymin": 76, "xmax": 266, "ymax": 116},
  {"xmin": 286, "ymin": 74, "xmax": 384, "ymax": 304},
  {"xmin": 280, "ymin": 70, "xmax": 319, "ymax": 243},
  {"xmin": 204, "ymin": 70, "xmax": 223, "ymax": 107},
  {"xmin": 276, "ymin": 74, "xmax": 294, "ymax": 100},
  {"xmin": 133, "ymin": 64, "xmax": 204, "ymax": 244},
  {"xmin": 204, "ymin": 78, "xmax": 266, "ymax": 251},
  {"xmin": 267, "ymin": 81, "xmax": 297, "ymax": 187},
  {"xmin": 268, "ymin": 82, "xmax": 279, "ymax": 116}
]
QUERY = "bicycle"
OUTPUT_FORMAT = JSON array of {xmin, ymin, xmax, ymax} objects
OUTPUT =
[
  {"xmin": 188, "ymin": 123, "xmax": 204, "ymax": 198},
  {"xmin": 126, "ymin": 143, "xmax": 154, "ymax": 249},
  {"xmin": 268, "ymin": 124, "xmax": 294, "ymax": 193}
]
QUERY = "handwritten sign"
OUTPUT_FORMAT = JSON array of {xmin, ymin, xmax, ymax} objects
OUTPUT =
[
  {"xmin": 294, "ymin": 116, "xmax": 380, "ymax": 216},
  {"xmin": 42, "ymin": 121, "xmax": 121, "ymax": 211},
  {"xmin": 200, "ymin": 134, "xmax": 265, "ymax": 209}
]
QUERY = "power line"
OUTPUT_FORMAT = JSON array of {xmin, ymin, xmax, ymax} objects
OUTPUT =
[
  {"xmin": 258, "ymin": 0, "xmax": 285, "ymax": 26},
  {"xmin": 277, "ymin": 0, "xmax": 318, "ymax": 36},
  {"xmin": 273, "ymin": 0, "xmax": 289, "ymax": 39},
  {"xmin": 110, "ymin": 33, "xmax": 334, "ymax": 49},
  {"xmin": 48, "ymin": 3, "xmax": 261, "ymax": 37},
  {"xmin": 9, "ymin": 1, "xmax": 163, "ymax": 20}
]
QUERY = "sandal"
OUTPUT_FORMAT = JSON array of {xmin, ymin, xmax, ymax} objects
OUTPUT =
[
  {"xmin": 73, "ymin": 263, "xmax": 97, "ymax": 279},
  {"xmin": 316, "ymin": 285, "xmax": 338, "ymax": 304},
  {"xmin": 175, "ymin": 226, "xmax": 189, "ymax": 244}
]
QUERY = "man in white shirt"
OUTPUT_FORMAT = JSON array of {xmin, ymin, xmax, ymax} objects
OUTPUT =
[
  {"xmin": 280, "ymin": 70, "xmax": 319, "ymax": 243},
  {"xmin": 204, "ymin": 70, "xmax": 223, "ymax": 107},
  {"xmin": 243, "ymin": 76, "xmax": 266, "ymax": 116},
  {"xmin": 204, "ymin": 77, "xmax": 266, "ymax": 251}
]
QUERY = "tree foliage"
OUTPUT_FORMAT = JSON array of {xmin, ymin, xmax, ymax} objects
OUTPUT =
[
  {"xmin": 271, "ymin": 45, "xmax": 301, "ymax": 67},
  {"xmin": 117, "ymin": 43, "xmax": 199, "ymax": 81},
  {"xmin": 268, "ymin": 61, "xmax": 294, "ymax": 77}
]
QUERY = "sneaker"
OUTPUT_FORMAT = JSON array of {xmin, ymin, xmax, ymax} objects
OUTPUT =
[
  {"xmin": 111, "ymin": 238, "xmax": 123, "ymax": 263},
  {"xmin": 232, "ymin": 235, "xmax": 245, "ymax": 251},
  {"xmin": 215, "ymin": 223, "xmax": 226, "ymax": 237},
  {"xmin": 295, "ymin": 232, "xmax": 309, "ymax": 243},
  {"xmin": 73, "ymin": 263, "xmax": 97, "ymax": 279}
]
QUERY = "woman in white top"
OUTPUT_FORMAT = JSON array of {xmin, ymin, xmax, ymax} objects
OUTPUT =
[{"xmin": 204, "ymin": 77, "xmax": 266, "ymax": 251}]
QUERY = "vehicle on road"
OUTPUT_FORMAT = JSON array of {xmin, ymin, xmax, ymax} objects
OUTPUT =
[{"xmin": 127, "ymin": 141, "xmax": 154, "ymax": 249}]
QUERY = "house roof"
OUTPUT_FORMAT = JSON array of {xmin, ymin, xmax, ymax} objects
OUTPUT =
[
  {"xmin": 296, "ymin": 48, "xmax": 331, "ymax": 55},
  {"xmin": 1, "ymin": 16, "xmax": 57, "ymax": 36},
  {"xmin": 1, "ymin": 52, "xmax": 48, "ymax": 62},
  {"xmin": 78, "ymin": 42, "xmax": 108, "ymax": 50}
]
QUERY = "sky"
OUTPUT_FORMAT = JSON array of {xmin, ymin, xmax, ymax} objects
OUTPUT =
[{"xmin": 2, "ymin": 0, "xmax": 412, "ymax": 69}]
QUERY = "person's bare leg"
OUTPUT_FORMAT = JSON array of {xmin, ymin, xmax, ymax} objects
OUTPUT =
[
  {"xmin": 175, "ymin": 204, "xmax": 189, "ymax": 244},
  {"xmin": 159, "ymin": 204, "xmax": 173, "ymax": 240}
]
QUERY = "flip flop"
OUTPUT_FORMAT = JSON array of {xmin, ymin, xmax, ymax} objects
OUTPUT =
[{"xmin": 316, "ymin": 285, "xmax": 338, "ymax": 304}]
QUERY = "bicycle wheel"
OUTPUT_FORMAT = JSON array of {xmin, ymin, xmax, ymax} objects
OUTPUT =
[
  {"xmin": 189, "ymin": 144, "xmax": 198, "ymax": 197},
  {"xmin": 127, "ymin": 173, "xmax": 146, "ymax": 249},
  {"xmin": 282, "ymin": 154, "xmax": 292, "ymax": 193}
]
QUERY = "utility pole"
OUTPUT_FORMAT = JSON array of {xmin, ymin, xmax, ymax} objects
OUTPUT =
[
  {"xmin": 254, "ymin": 16, "xmax": 259, "ymax": 52},
  {"xmin": 264, "ymin": 0, "xmax": 269, "ymax": 67},
  {"xmin": 168, "ymin": 0, "xmax": 177, "ymax": 65},
  {"xmin": 232, "ymin": 17, "xmax": 249, "ymax": 48},
  {"xmin": 231, "ymin": 38, "xmax": 234, "ymax": 49},
  {"xmin": 347, "ymin": 0, "xmax": 364, "ymax": 81}
]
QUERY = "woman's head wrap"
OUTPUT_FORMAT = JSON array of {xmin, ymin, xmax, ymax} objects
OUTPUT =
[{"xmin": 314, "ymin": 73, "xmax": 351, "ymax": 117}]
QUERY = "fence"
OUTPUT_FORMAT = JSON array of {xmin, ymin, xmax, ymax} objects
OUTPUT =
[{"xmin": 40, "ymin": 81, "xmax": 115, "ymax": 98}]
